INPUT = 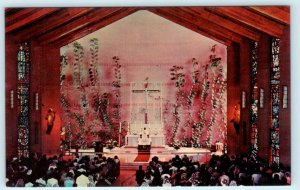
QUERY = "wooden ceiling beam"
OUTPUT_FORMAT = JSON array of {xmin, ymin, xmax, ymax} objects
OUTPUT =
[
  {"xmin": 5, "ymin": 8, "xmax": 37, "ymax": 24},
  {"xmin": 38, "ymin": 8, "xmax": 123, "ymax": 44},
  {"xmin": 154, "ymin": 8, "xmax": 243, "ymax": 43},
  {"xmin": 248, "ymin": 6, "xmax": 290, "ymax": 25},
  {"xmin": 5, "ymin": 8, "xmax": 16, "ymax": 15},
  {"xmin": 207, "ymin": 7, "xmax": 285, "ymax": 38},
  {"xmin": 149, "ymin": 9, "xmax": 232, "ymax": 46},
  {"xmin": 16, "ymin": 8, "xmax": 95, "ymax": 40},
  {"xmin": 5, "ymin": 8, "xmax": 60, "ymax": 33},
  {"xmin": 51, "ymin": 8, "xmax": 138, "ymax": 47},
  {"xmin": 184, "ymin": 7, "xmax": 261, "ymax": 41}
]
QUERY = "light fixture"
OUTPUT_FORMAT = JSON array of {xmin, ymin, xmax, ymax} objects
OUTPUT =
[
  {"xmin": 35, "ymin": 92, "xmax": 39, "ymax": 110},
  {"xmin": 260, "ymin": 88, "xmax": 264, "ymax": 108},
  {"xmin": 10, "ymin": 90, "xmax": 14, "ymax": 109},
  {"xmin": 242, "ymin": 91, "xmax": 246, "ymax": 108},
  {"xmin": 283, "ymin": 86, "xmax": 288, "ymax": 108}
]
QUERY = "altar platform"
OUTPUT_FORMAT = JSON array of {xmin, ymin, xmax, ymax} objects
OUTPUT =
[
  {"xmin": 64, "ymin": 146, "xmax": 222, "ymax": 170},
  {"xmin": 106, "ymin": 146, "xmax": 212, "ymax": 169}
]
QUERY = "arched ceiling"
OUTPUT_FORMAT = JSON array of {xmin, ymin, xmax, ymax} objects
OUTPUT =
[{"xmin": 5, "ymin": 6, "xmax": 290, "ymax": 46}]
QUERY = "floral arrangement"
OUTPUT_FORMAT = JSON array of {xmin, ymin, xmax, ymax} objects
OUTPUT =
[
  {"xmin": 172, "ymin": 140, "xmax": 182, "ymax": 150},
  {"xmin": 106, "ymin": 139, "xmax": 118, "ymax": 149}
]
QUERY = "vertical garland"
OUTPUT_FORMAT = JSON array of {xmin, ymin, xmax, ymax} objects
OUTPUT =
[
  {"xmin": 250, "ymin": 41, "xmax": 259, "ymax": 157},
  {"xmin": 111, "ymin": 56, "xmax": 122, "ymax": 138},
  {"xmin": 89, "ymin": 38, "xmax": 99, "ymax": 87},
  {"xmin": 218, "ymin": 65, "xmax": 227, "ymax": 147},
  {"xmin": 189, "ymin": 58, "xmax": 201, "ymax": 147},
  {"xmin": 17, "ymin": 42, "xmax": 30, "ymax": 158},
  {"xmin": 270, "ymin": 38, "xmax": 280, "ymax": 166},
  {"xmin": 73, "ymin": 42, "xmax": 84, "ymax": 89},
  {"xmin": 60, "ymin": 54, "xmax": 71, "ymax": 150},
  {"xmin": 206, "ymin": 45, "xmax": 222, "ymax": 146},
  {"xmin": 99, "ymin": 93, "xmax": 112, "ymax": 132},
  {"xmin": 88, "ymin": 38, "xmax": 100, "ymax": 139},
  {"xmin": 170, "ymin": 65, "xmax": 185, "ymax": 143},
  {"xmin": 72, "ymin": 41, "xmax": 87, "ymax": 148}
]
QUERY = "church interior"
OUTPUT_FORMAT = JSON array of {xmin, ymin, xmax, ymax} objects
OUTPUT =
[{"xmin": 5, "ymin": 6, "xmax": 291, "ymax": 187}]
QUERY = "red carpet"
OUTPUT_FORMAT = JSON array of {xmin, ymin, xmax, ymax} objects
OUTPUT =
[{"xmin": 134, "ymin": 153, "xmax": 150, "ymax": 162}]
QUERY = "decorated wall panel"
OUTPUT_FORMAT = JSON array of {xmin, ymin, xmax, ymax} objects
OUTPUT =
[
  {"xmin": 17, "ymin": 42, "xmax": 30, "ymax": 157},
  {"xmin": 270, "ymin": 38, "xmax": 280, "ymax": 165}
]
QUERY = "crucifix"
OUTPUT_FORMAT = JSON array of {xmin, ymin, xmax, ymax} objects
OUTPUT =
[{"xmin": 131, "ymin": 79, "xmax": 160, "ymax": 124}]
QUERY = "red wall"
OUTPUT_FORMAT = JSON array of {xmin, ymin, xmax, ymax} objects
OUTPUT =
[
  {"xmin": 5, "ymin": 35, "xmax": 18, "ymax": 158},
  {"xmin": 227, "ymin": 42, "xmax": 241, "ymax": 155},
  {"xmin": 39, "ymin": 45, "xmax": 62, "ymax": 154}
]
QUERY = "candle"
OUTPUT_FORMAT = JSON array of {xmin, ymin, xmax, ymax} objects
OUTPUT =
[{"xmin": 119, "ymin": 122, "xmax": 122, "ymax": 133}]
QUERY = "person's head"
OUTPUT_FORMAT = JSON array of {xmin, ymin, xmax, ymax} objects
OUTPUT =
[{"xmin": 139, "ymin": 165, "xmax": 143, "ymax": 170}]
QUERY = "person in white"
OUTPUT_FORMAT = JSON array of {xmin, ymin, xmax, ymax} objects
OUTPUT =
[
  {"xmin": 76, "ymin": 174, "xmax": 90, "ymax": 187},
  {"xmin": 138, "ymin": 134, "xmax": 143, "ymax": 145},
  {"xmin": 146, "ymin": 135, "xmax": 152, "ymax": 145}
]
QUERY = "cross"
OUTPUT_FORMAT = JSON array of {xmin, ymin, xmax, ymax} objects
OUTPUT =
[{"xmin": 132, "ymin": 84, "xmax": 159, "ymax": 124}]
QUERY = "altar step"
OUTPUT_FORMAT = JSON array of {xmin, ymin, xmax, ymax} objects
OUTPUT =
[
  {"xmin": 106, "ymin": 146, "xmax": 175, "ymax": 155},
  {"xmin": 121, "ymin": 162, "xmax": 149, "ymax": 170}
]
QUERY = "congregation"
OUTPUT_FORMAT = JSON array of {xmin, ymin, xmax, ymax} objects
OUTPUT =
[
  {"xmin": 6, "ymin": 153, "xmax": 120, "ymax": 187},
  {"xmin": 135, "ymin": 153, "xmax": 291, "ymax": 186}
]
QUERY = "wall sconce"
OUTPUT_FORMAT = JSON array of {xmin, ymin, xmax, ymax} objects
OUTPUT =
[
  {"xmin": 242, "ymin": 91, "xmax": 246, "ymax": 108},
  {"xmin": 259, "ymin": 88, "xmax": 264, "ymax": 108},
  {"xmin": 35, "ymin": 92, "xmax": 39, "ymax": 110},
  {"xmin": 230, "ymin": 103, "xmax": 241, "ymax": 134},
  {"xmin": 283, "ymin": 86, "xmax": 288, "ymax": 108},
  {"xmin": 10, "ymin": 90, "xmax": 14, "ymax": 109}
]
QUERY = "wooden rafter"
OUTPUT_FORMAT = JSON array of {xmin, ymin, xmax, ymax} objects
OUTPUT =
[
  {"xmin": 16, "ymin": 8, "xmax": 95, "ymax": 41},
  {"xmin": 5, "ymin": 8, "xmax": 37, "ymax": 25},
  {"xmin": 51, "ymin": 8, "xmax": 139, "ymax": 46},
  {"xmin": 184, "ymin": 7, "xmax": 261, "ymax": 41},
  {"xmin": 5, "ymin": 8, "xmax": 16, "ymax": 15},
  {"xmin": 38, "ymin": 8, "xmax": 124, "ymax": 44},
  {"xmin": 149, "ymin": 9, "xmax": 232, "ymax": 46},
  {"xmin": 152, "ymin": 8, "xmax": 243, "ymax": 43},
  {"xmin": 5, "ymin": 8, "xmax": 60, "ymax": 33},
  {"xmin": 248, "ymin": 6, "xmax": 290, "ymax": 25},
  {"xmin": 207, "ymin": 7, "xmax": 285, "ymax": 37}
]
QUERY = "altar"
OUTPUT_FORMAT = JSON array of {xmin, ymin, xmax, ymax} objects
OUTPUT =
[
  {"xmin": 126, "ymin": 134, "xmax": 165, "ymax": 147},
  {"xmin": 125, "ymin": 81, "xmax": 165, "ymax": 147}
]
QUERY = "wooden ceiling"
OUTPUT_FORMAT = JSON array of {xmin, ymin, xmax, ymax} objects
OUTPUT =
[{"xmin": 5, "ymin": 6, "xmax": 290, "ymax": 47}]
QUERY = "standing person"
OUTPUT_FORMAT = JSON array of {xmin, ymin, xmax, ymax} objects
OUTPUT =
[
  {"xmin": 135, "ymin": 165, "xmax": 145, "ymax": 186},
  {"xmin": 46, "ymin": 108, "xmax": 56, "ymax": 135}
]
